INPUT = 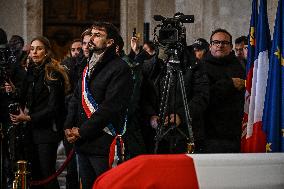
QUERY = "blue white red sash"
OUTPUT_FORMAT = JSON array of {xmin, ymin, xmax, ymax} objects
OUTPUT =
[
  {"xmin": 81, "ymin": 66, "xmax": 126, "ymax": 167},
  {"xmin": 82, "ymin": 66, "xmax": 97, "ymax": 119}
]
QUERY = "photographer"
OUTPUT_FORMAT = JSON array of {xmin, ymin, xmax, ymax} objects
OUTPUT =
[
  {"xmin": 0, "ymin": 27, "xmax": 22, "ymax": 189},
  {"xmin": 128, "ymin": 36, "xmax": 158, "ymax": 68}
]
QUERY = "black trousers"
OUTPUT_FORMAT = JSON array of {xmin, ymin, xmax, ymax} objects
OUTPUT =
[
  {"xmin": 30, "ymin": 143, "xmax": 60, "ymax": 189},
  {"xmin": 77, "ymin": 153, "xmax": 109, "ymax": 189}
]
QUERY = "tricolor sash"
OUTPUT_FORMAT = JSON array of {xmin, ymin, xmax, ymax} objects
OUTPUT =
[{"xmin": 81, "ymin": 66, "xmax": 126, "ymax": 167}]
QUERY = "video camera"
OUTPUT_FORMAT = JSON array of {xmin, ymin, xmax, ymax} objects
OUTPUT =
[
  {"xmin": 0, "ymin": 46, "xmax": 11, "ymax": 89},
  {"xmin": 0, "ymin": 44, "xmax": 17, "ymax": 91},
  {"xmin": 153, "ymin": 12, "xmax": 194, "ymax": 48}
]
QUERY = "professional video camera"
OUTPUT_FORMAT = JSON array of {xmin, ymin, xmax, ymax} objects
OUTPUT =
[
  {"xmin": 153, "ymin": 12, "xmax": 194, "ymax": 51},
  {"xmin": 152, "ymin": 13, "xmax": 196, "ymax": 154}
]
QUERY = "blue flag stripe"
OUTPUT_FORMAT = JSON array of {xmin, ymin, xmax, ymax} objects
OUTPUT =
[
  {"xmin": 246, "ymin": 0, "xmax": 258, "ymax": 76},
  {"xmin": 262, "ymin": 0, "xmax": 284, "ymax": 152}
]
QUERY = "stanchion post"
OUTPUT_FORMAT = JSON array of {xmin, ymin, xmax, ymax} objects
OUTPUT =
[{"xmin": 12, "ymin": 160, "xmax": 29, "ymax": 189}]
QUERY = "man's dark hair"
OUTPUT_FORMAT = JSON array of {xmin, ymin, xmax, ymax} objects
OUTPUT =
[
  {"xmin": 0, "ymin": 28, "xmax": 8, "ymax": 45},
  {"xmin": 70, "ymin": 38, "xmax": 81, "ymax": 47},
  {"xmin": 210, "ymin": 28, "xmax": 232, "ymax": 44},
  {"xmin": 143, "ymin": 41, "xmax": 156, "ymax": 51},
  {"xmin": 81, "ymin": 28, "xmax": 92, "ymax": 42},
  {"xmin": 9, "ymin": 35, "xmax": 24, "ymax": 47},
  {"xmin": 91, "ymin": 21, "xmax": 120, "ymax": 42},
  {"xmin": 235, "ymin": 35, "xmax": 248, "ymax": 45}
]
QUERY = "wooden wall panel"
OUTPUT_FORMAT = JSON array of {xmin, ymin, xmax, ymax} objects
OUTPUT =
[{"xmin": 43, "ymin": 0, "xmax": 120, "ymax": 60}]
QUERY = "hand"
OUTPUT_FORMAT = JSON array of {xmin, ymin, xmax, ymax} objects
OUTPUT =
[
  {"xmin": 64, "ymin": 129, "xmax": 72, "ymax": 138},
  {"xmin": 71, "ymin": 127, "xmax": 80, "ymax": 138},
  {"xmin": 10, "ymin": 109, "xmax": 30, "ymax": 124},
  {"xmin": 65, "ymin": 129, "xmax": 74, "ymax": 143},
  {"xmin": 164, "ymin": 114, "xmax": 181, "ymax": 127},
  {"xmin": 65, "ymin": 127, "xmax": 81, "ymax": 143},
  {"xmin": 232, "ymin": 78, "xmax": 245, "ymax": 91},
  {"xmin": 150, "ymin": 115, "xmax": 159, "ymax": 129},
  {"xmin": 130, "ymin": 37, "xmax": 140, "ymax": 54}
]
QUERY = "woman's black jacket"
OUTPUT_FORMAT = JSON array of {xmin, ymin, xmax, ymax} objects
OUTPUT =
[{"xmin": 20, "ymin": 60, "xmax": 66, "ymax": 144}]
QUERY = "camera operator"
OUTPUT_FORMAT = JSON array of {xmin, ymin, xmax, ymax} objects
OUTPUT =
[
  {"xmin": 143, "ymin": 13, "xmax": 209, "ymax": 154},
  {"xmin": 0, "ymin": 27, "xmax": 23, "ymax": 189},
  {"xmin": 127, "ymin": 35, "xmax": 174, "ymax": 155},
  {"xmin": 144, "ymin": 49, "xmax": 209, "ymax": 153}
]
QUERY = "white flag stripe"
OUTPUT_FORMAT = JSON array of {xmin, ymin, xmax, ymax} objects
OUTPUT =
[
  {"xmin": 253, "ymin": 51, "xmax": 269, "ymax": 121},
  {"xmin": 246, "ymin": 50, "xmax": 269, "ymax": 138}
]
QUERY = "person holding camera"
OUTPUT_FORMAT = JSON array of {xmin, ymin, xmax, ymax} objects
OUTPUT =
[
  {"xmin": 140, "ymin": 46, "xmax": 209, "ymax": 154},
  {"xmin": 0, "ymin": 27, "xmax": 24, "ymax": 189},
  {"xmin": 144, "ymin": 50, "xmax": 209, "ymax": 154},
  {"xmin": 10, "ymin": 36, "xmax": 70, "ymax": 189}
]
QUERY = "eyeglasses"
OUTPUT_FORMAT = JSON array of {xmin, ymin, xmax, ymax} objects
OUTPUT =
[{"xmin": 211, "ymin": 40, "xmax": 231, "ymax": 46}]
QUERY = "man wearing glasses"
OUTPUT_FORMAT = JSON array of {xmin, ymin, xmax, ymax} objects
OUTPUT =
[{"xmin": 202, "ymin": 28, "xmax": 245, "ymax": 153}]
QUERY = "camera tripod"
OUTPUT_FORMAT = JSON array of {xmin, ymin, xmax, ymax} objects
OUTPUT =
[{"xmin": 154, "ymin": 49, "xmax": 194, "ymax": 154}]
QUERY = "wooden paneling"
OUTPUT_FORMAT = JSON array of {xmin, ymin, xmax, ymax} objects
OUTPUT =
[{"xmin": 43, "ymin": 0, "xmax": 120, "ymax": 60}]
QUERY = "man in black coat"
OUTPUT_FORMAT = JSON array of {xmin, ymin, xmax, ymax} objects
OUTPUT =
[
  {"xmin": 61, "ymin": 30, "xmax": 91, "ymax": 189},
  {"xmin": 202, "ymin": 28, "xmax": 245, "ymax": 153},
  {"xmin": 64, "ymin": 22, "xmax": 133, "ymax": 189}
]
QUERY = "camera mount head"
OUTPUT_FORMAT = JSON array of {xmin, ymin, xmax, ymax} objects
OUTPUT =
[{"xmin": 153, "ymin": 12, "xmax": 194, "ymax": 55}]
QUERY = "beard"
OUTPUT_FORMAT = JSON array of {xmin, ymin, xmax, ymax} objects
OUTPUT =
[
  {"xmin": 93, "ymin": 46, "xmax": 107, "ymax": 53},
  {"xmin": 88, "ymin": 41, "xmax": 107, "ymax": 55}
]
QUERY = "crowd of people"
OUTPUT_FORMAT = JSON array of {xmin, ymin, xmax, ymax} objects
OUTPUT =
[{"xmin": 0, "ymin": 23, "xmax": 247, "ymax": 189}]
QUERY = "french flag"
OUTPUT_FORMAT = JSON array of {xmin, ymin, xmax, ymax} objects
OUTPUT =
[{"xmin": 241, "ymin": 0, "xmax": 271, "ymax": 152}]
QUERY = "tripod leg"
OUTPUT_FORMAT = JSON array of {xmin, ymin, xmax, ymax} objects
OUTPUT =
[
  {"xmin": 154, "ymin": 66, "xmax": 173, "ymax": 153},
  {"xmin": 177, "ymin": 71, "xmax": 195, "ymax": 153}
]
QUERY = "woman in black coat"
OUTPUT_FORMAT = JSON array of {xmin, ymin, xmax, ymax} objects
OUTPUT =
[{"xmin": 10, "ymin": 36, "xmax": 70, "ymax": 189}]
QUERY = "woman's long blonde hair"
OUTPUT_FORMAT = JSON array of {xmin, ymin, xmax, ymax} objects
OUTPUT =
[{"xmin": 30, "ymin": 36, "xmax": 70, "ymax": 94}]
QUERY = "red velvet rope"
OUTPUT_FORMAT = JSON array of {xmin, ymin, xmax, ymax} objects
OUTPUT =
[{"xmin": 30, "ymin": 149, "xmax": 75, "ymax": 186}]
